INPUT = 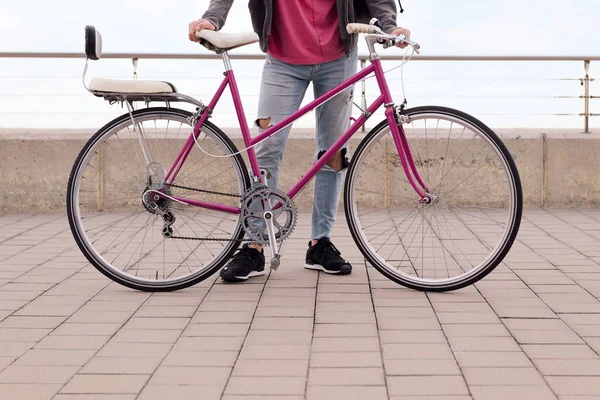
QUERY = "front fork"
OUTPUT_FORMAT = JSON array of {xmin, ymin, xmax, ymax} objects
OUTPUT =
[{"xmin": 385, "ymin": 105, "xmax": 430, "ymax": 201}]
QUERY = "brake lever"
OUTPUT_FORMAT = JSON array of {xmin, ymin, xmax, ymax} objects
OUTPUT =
[{"xmin": 395, "ymin": 34, "xmax": 421, "ymax": 54}]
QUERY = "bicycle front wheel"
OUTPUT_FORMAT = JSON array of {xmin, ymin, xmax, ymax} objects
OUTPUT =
[
  {"xmin": 345, "ymin": 106, "xmax": 522, "ymax": 292},
  {"xmin": 67, "ymin": 107, "xmax": 250, "ymax": 291}
]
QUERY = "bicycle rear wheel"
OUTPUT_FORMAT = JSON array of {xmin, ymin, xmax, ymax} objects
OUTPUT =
[
  {"xmin": 67, "ymin": 107, "xmax": 250, "ymax": 291},
  {"xmin": 345, "ymin": 106, "xmax": 522, "ymax": 292}
]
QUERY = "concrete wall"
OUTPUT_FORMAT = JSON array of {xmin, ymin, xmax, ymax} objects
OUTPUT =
[{"xmin": 1, "ymin": 128, "xmax": 599, "ymax": 212}]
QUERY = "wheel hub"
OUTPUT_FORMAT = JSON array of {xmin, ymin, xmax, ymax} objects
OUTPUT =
[{"xmin": 422, "ymin": 193, "xmax": 440, "ymax": 205}]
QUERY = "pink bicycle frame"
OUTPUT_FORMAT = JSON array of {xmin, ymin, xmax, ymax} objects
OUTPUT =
[{"xmin": 163, "ymin": 59, "xmax": 429, "ymax": 215}]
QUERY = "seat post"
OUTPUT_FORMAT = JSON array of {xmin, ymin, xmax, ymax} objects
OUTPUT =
[{"xmin": 222, "ymin": 52, "xmax": 232, "ymax": 71}]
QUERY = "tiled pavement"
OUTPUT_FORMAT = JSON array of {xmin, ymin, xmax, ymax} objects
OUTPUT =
[{"xmin": 1, "ymin": 209, "xmax": 600, "ymax": 399}]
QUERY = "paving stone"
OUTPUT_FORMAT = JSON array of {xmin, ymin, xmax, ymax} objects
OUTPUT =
[
  {"xmin": 313, "ymin": 323, "xmax": 378, "ymax": 337},
  {"xmin": 182, "ymin": 323, "xmax": 249, "ymax": 337},
  {"xmin": 14, "ymin": 349, "xmax": 96, "ymax": 366},
  {"xmin": 308, "ymin": 367, "xmax": 385, "ymax": 386},
  {"xmin": 162, "ymin": 351, "xmax": 239, "ymax": 367},
  {"xmin": 232, "ymin": 359, "xmax": 308, "ymax": 377},
  {"xmin": 34, "ymin": 335, "xmax": 110, "ymax": 350},
  {"xmin": 0, "ymin": 365, "xmax": 79, "ymax": 384},
  {"xmin": 95, "ymin": 343, "xmax": 173, "ymax": 358},
  {"xmin": 382, "ymin": 344, "xmax": 454, "ymax": 360},
  {"xmin": 148, "ymin": 366, "xmax": 230, "ymax": 386},
  {"xmin": 238, "ymin": 344, "xmax": 310, "ymax": 360},
  {"xmin": 312, "ymin": 337, "xmax": 380, "ymax": 352},
  {"xmin": 306, "ymin": 386, "xmax": 387, "ymax": 400},
  {"xmin": 511, "ymin": 329, "xmax": 584, "ymax": 345},
  {"xmin": 310, "ymin": 352, "xmax": 383, "ymax": 368},
  {"xmin": 0, "ymin": 383, "xmax": 62, "ymax": 400},
  {"xmin": 533, "ymin": 359, "xmax": 600, "ymax": 376},
  {"xmin": 245, "ymin": 329, "xmax": 312, "ymax": 345},
  {"xmin": 470, "ymin": 385, "xmax": 557, "ymax": 400},
  {"xmin": 124, "ymin": 317, "xmax": 190, "ymax": 330},
  {"xmin": 448, "ymin": 336, "xmax": 521, "ymax": 352},
  {"xmin": 138, "ymin": 385, "xmax": 223, "ymax": 400},
  {"xmin": 522, "ymin": 344, "xmax": 598, "ymax": 359},
  {"xmin": 112, "ymin": 329, "xmax": 182, "ymax": 344},
  {"xmin": 547, "ymin": 376, "xmax": 600, "ymax": 395},
  {"xmin": 54, "ymin": 395, "xmax": 137, "ymax": 400},
  {"xmin": 224, "ymin": 376, "xmax": 306, "ymax": 395},
  {"xmin": 387, "ymin": 376, "xmax": 469, "ymax": 396},
  {"xmin": 250, "ymin": 317, "xmax": 313, "ymax": 330},
  {"xmin": 51, "ymin": 323, "xmax": 122, "ymax": 336},
  {"xmin": 80, "ymin": 357, "xmax": 163, "ymax": 374},
  {"xmin": 462, "ymin": 367, "xmax": 547, "ymax": 386},
  {"xmin": 385, "ymin": 359, "xmax": 461, "ymax": 375},
  {"xmin": 454, "ymin": 351, "xmax": 534, "ymax": 368},
  {"xmin": 61, "ymin": 375, "xmax": 149, "ymax": 394}
]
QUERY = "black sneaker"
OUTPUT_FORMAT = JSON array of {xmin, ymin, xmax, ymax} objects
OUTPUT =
[
  {"xmin": 220, "ymin": 244, "xmax": 266, "ymax": 282},
  {"xmin": 305, "ymin": 238, "xmax": 352, "ymax": 275}
]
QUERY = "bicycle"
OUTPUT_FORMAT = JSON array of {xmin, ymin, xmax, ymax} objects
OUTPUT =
[{"xmin": 68, "ymin": 22, "xmax": 523, "ymax": 292}]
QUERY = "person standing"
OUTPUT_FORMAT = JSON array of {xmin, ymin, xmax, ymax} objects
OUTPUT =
[{"xmin": 188, "ymin": 0, "xmax": 411, "ymax": 282}]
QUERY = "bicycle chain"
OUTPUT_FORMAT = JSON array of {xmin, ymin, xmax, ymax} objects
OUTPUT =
[
  {"xmin": 163, "ymin": 183, "xmax": 243, "ymax": 242},
  {"xmin": 165, "ymin": 183, "xmax": 240, "ymax": 198},
  {"xmin": 169, "ymin": 235, "xmax": 242, "ymax": 242}
]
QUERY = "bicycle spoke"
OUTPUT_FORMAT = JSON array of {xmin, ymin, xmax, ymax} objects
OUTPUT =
[
  {"xmin": 70, "ymin": 110, "xmax": 247, "ymax": 290},
  {"xmin": 163, "ymin": 121, "xmax": 185, "ymax": 169},
  {"xmin": 175, "ymin": 141, "xmax": 222, "ymax": 181},
  {"xmin": 424, "ymin": 118, "xmax": 431, "ymax": 186},
  {"xmin": 443, "ymin": 179, "xmax": 508, "ymax": 197},
  {"xmin": 347, "ymin": 109, "xmax": 521, "ymax": 290}
]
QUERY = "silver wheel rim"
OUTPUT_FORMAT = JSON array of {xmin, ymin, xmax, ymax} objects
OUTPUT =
[
  {"xmin": 70, "ymin": 110, "xmax": 246, "ymax": 288},
  {"xmin": 348, "ymin": 111, "xmax": 518, "ymax": 288}
]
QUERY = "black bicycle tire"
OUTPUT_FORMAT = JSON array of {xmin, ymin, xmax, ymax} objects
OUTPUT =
[
  {"xmin": 344, "ymin": 106, "xmax": 523, "ymax": 292},
  {"xmin": 67, "ymin": 107, "xmax": 250, "ymax": 292}
]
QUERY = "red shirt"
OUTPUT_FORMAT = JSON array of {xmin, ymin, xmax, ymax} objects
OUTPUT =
[{"xmin": 268, "ymin": 0, "xmax": 345, "ymax": 64}]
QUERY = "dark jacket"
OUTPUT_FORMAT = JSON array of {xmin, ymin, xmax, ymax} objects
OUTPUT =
[{"xmin": 202, "ymin": 0, "xmax": 399, "ymax": 55}]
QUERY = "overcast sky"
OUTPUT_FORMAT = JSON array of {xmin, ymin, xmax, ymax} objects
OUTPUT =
[
  {"xmin": 1, "ymin": 0, "xmax": 598, "ymax": 54},
  {"xmin": 0, "ymin": 1, "xmax": 598, "ymax": 129}
]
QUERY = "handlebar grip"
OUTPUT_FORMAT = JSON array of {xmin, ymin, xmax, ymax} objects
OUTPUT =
[{"xmin": 346, "ymin": 23, "xmax": 376, "ymax": 34}]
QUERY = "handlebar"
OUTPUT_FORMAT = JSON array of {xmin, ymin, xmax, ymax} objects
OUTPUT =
[{"xmin": 346, "ymin": 23, "xmax": 421, "ymax": 54}]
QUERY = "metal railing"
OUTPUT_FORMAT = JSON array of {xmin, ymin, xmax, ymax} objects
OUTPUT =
[{"xmin": 0, "ymin": 52, "xmax": 598, "ymax": 132}]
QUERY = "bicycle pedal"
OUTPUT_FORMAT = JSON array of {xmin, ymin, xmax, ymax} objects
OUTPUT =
[{"xmin": 270, "ymin": 254, "xmax": 281, "ymax": 271}]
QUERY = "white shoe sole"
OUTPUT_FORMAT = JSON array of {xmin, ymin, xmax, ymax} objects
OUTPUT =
[
  {"xmin": 234, "ymin": 270, "xmax": 266, "ymax": 280},
  {"xmin": 304, "ymin": 263, "xmax": 342, "ymax": 274}
]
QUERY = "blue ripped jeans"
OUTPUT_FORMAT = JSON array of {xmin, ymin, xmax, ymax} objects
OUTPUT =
[{"xmin": 254, "ymin": 51, "xmax": 358, "ymax": 240}]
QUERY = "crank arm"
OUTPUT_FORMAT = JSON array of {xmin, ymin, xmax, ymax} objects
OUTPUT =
[{"xmin": 263, "ymin": 211, "xmax": 281, "ymax": 270}]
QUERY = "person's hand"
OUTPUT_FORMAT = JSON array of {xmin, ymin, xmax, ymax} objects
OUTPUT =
[
  {"xmin": 390, "ymin": 28, "xmax": 412, "ymax": 49},
  {"xmin": 188, "ymin": 19, "xmax": 216, "ymax": 42}
]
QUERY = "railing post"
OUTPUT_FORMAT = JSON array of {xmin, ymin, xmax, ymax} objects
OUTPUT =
[
  {"xmin": 541, "ymin": 133, "xmax": 548, "ymax": 207},
  {"xmin": 360, "ymin": 59, "xmax": 367, "ymax": 132},
  {"xmin": 132, "ymin": 58, "xmax": 139, "ymax": 80},
  {"xmin": 583, "ymin": 60, "xmax": 590, "ymax": 134}
]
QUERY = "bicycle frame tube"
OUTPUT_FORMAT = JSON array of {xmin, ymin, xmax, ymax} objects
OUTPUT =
[
  {"xmin": 288, "ymin": 94, "xmax": 384, "ymax": 199},
  {"xmin": 248, "ymin": 65, "xmax": 373, "ymax": 148},
  {"xmin": 165, "ymin": 76, "xmax": 229, "ymax": 183},
  {"xmin": 372, "ymin": 60, "xmax": 428, "ymax": 198},
  {"xmin": 165, "ymin": 57, "xmax": 429, "ymax": 215}
]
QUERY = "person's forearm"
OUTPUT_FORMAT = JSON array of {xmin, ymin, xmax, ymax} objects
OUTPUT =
[
  {"xmin": 365, "ymin": 0, "xmax": 399, "ymax": 33},
  {"xmin": 201, "ymin": 0, "xmax": 235, "ymax": 31}
]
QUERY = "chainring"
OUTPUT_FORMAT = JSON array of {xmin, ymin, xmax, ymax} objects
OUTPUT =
[{"xmin": 240, "ymin": 185, "xmax": 297, "ymax": 245}]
